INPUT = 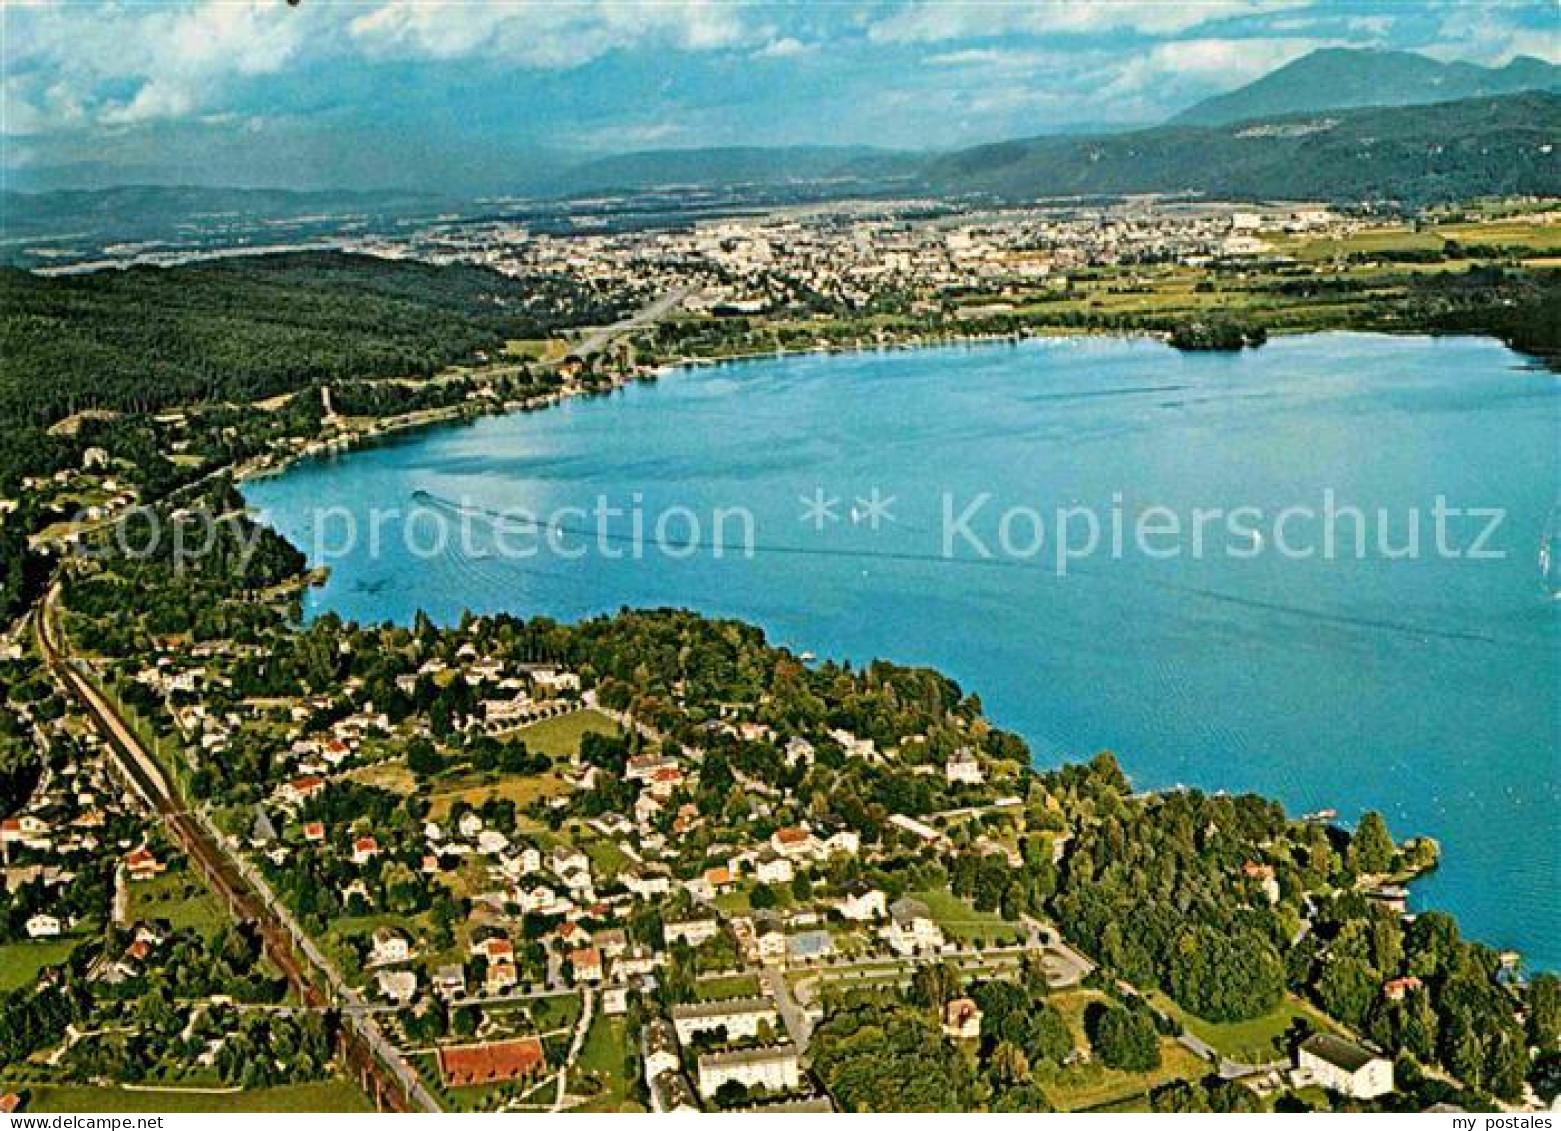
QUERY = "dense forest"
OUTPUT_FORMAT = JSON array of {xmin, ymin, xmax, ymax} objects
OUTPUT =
[{"xmin": 0, "ymin": 251, "xmax": 625, "ymax": 430}]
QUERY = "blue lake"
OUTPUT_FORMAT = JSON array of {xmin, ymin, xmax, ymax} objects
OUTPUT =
[{"xmin": 245, "ymin": 333, "xmax": 1561, "ymax": 967}]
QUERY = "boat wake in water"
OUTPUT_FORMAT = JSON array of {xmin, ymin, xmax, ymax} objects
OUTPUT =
[{"xmin": 410, "ymin": 489, "xmax": 1510, "ymax": 649}]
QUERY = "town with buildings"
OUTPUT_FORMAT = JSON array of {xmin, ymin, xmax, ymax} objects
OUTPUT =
[
  {"xmin": 0, "ymin": 483, "xmax": 1552, "ymax": 1114},
  {"xmin": 0, "ymin": 183, "xmax": 1556, "ymax": 1112}
]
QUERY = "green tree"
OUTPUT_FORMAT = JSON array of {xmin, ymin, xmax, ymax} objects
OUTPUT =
[
  {"xmin": 1350, "ymin": 811, "xmax": 1395, "ymax": 874},
  {"xmin": 1086, "ymin": 1004, "xmax": 1160, "ymax": 1072}
]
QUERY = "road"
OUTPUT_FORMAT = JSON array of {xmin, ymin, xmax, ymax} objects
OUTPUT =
[
  {"xmin": 761, "ymin": 966, "xmax": 813, "ymax": 1052},
  {"xmin": 35, "ymin": 581, "xmax": 440, "ymax": 1113},
  {"xmin": 567, "ymin": 286, "xmax": 693, "ymax": 360}
]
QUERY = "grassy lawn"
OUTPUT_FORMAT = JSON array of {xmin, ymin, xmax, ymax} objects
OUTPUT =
[
  {"xmin": 908, "ymin": 887, "xmax": 1024, "ymax": 944},
  {"xmin": 487, "ymin": 991, "xmax": 585, "ymax": 1035},
  {"xmin": 1039, "ymin": 989, "xmax": 1207, "ymax": 1111},
  {"xmin": 1038, "ymin": 1036, "xmax": 1205, "ymax": 1112},
  {"xmin": 504, "ymin": 338, "xmax": 568, "ymax": 362},
  {"xmin": 17, "ymin": 1079, "xmax": 372, "ymax": 1113},
  {"xmin": 127, "ymin": 871, "xmax": 226, "ymax": 936},
  {"xmin": 0, "ymin": 938, "xmax": 82, "ymax": 992},
  {"xmin": 571, "ymin": 1015, "xmax": 643, "ymax": 1112},
  {"xmin": 504, "ymin": 709, "xmax": 621, "ymax": 760},
  {"xmin": 693, "ymin": 973, "xmax": 761, "ymax": 1001},
  {"xmin": 711, "ymin": 886, "xmax": 753, "ymax": 914},
  {"xmin": 580, "ymin": 836, "xmax": 632, "ymax": 880},
  {"xmin": 428, "ymin": 769, "xmax": 569, "ymax": 820},
  {"xmin": 345, "ymin": 758, "xmax": 417, "ymax": 794},
  {"xmin": 1149, "ymin": 990, "xmax": 1334, "ymax": 1064}
]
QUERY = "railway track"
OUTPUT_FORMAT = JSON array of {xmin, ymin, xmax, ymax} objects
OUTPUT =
[{"xmin": 34, "ymin": 583, "xmax": 435, "ymax": 1112}]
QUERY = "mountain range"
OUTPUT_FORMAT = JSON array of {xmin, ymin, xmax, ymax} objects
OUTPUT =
[
  {"xmin": 1171, "ymin": 47, "xmax": 1559, "ymax": 127},
  {"xmin": 926, "ymin": 91, "xmax": 1560, "ymax": 204},
  {"xmin": 2, "ymin": 47, "xmax": 1558, "ymax": 240}
]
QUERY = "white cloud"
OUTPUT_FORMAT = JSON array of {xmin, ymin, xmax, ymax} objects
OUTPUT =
[
  {"xmin": 1141, "ymin": 35, "xmax": 1324, "ymax": 81},
  {"xmin": 349, "ymin": 1, "xmax": 749, "ymax": 68},
  {"xmin": 2, "ymin": 0, "xmax": 756, "ymax": 136},
  {"xmin": 924, "ymin": 47, "xmax": 1066, "ymax": 68},
  {"xmin": 1091, "ymin": 36, "xmax": 1330, "ymax": 112},
  {"xmin": 3, "ymin": 0, "xmax": 310, "ymax": 134},
  {"xmin": 752, "ymin": 37, "xmax": 814, "ymax": 60},
  {"xmin": 1425, "ymin": 7, "xmax": 1559, "ymax": 65},
  {"xmin": 870, "ymin": 0, "xmax": 1309, "ymax": 44}
]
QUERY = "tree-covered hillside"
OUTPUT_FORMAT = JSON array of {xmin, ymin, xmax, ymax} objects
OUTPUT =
[
  {"xmin": 929, "ymin": 92, "xmax": 1561, "ymax": 205},
  {"xmin": 0, "ymin": 251, "xmax": 623, "ymax": 429}
]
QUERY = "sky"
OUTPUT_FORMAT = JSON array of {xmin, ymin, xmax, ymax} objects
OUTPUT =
[{"xmin": 1, "ymin": 0, "xmax": 1556, "ymax": 192}]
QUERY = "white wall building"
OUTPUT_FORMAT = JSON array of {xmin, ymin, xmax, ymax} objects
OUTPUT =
[
  {"xmin": 1297, "ymin": 1033, "xmax": 1394, "ymax": 1100},
  {"xmin": 696, "ymin": 1044, "xmax": 801, "ymax": 1100}
]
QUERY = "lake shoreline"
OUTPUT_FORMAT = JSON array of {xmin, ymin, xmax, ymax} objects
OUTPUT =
[{"xmin": 243, "ymin": 331, "xmax": 1559, "ymax": 969}]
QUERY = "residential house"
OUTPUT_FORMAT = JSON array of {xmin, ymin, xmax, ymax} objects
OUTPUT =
[
  {"xmin": 434, "ymin": 963, "xmax": 467, "ymax": 999},
  {"xmin": 770, "ymin": 826, "xmax": 820, "ymax": 860},
  {"xmin": 279, "ymin": 775, "xmax": 325, "ymax": 806},
  {"xmin": 376, "ymin": 969, "xmax": 418, "ymax": 1004},
  {"xmin": 664, "ymin": 917, "xmax": 721, "ymax": 948},
  {"xmin": 945, "ymin": 747, "xmax": 984, "ymax": 785},
  {"xmin": 1383, "ymin": 976, "xmax": 1424, "ymax": 1003},
  {"xmin": 943, "ymin": 997, "xmax": 983, "ymax": 1040},
  {"xmin": 882, "ymin": 898, "xmax": 945, "ymax": 956},
  {"xmin": 834, "ymin": 882, "xmax": 887, "ymax": 922},
  {"xmin": 485, "ymin": 961, "xmax": 518, "ymax": 995},
  {"xmin": 752, "ymin": 852, "xmax": 794, "ymax": 885},
  {"xmin": 602, "ymin": 986, "xmax": 629, "ymax": 1015},
  {"xmin": 351, "ymin": 836, "xmax": 380, "ymax": 865},
  {"xmin": 569, "ymin": 946, "xmax": 604, "ymax": 983},
  {"xmin": 124, "ymin": 845, "xmax": 165, "ymax": 881},
  {"xmin": 370, "ymin": 927, "xmax": 411, "ymax": 966},
  {"xmin": 25, "ymin": 913, "xmax": 62, "ymax": 938}
]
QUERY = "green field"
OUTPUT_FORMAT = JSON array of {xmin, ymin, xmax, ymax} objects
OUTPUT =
[
  {"xmin": 1040, "ymin": 990, "xmax": 1207, "ymax": 1112},
  {"xmin": 909, "ymin": 887, "xmax": 1024, "ymax": 944},
  {"xmin": 16, "ymin": 1079, "xmax": 372, "ymax": 1113},
  {"xmin": 693, "ymin": 973, "xmax": 761, "ymax": 1001},
  {"xmin": 127, "ymin": 871, "xmax": 227, "ymax": 935},
  {"xmin": 0, "ymin": 938, "xmax": 81, "ymax": 992},
  {"xmin": 507, "ymin": 708, "xmax": 621, "ymax": 759},
  {"xmin": 581, "ymin": 835, "xmax": 632, "ymax": 880},
  {"xmin": 571, "ymin": 1015, "xmax": 643, "ymax": 1112},
  {"xmin": 1149, "ymin": 991, "xmax": 1334, "ymax": 1064}
]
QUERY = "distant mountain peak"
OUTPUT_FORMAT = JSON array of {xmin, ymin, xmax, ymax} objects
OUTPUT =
[{"xmin": 1170, "ymin": 47, "xmax": 1560, "ymax": 128}]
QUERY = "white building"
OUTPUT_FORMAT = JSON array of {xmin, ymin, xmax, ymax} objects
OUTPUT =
[
  {"xmin": 945, "ymin": 747, "xmax": 984, "ymax": 785},
  {"xmin": 753, "ymin": 852, "xmax": 795, "ymax": 884},
  {"xmin": 882, "ymin": 898, "xmax": 945, "ymax": 956},
  {"xmin": 671, "ymin": 997, "xmax": 779, "ymax": 1043},
  {"xmin": 370, "ymin": 927, "xmax": 411, "ymax": 966},
  {"xmin": 696, "ymin": 1044, "xmax": 801, "ymax": 1100},
  {"xmin": 642, "ymin": 1018, "xmax": 681, "ymax": 1086},
  {"xmin": 834, "ymin": 883, "xmax": 887, "ymax": 922},
  {"xmin": 664, "ymin": 917, "xmax": 721, "ymax": 947},
  {"xmin": 25, "ymin": 914, "xmax": 62, "ymax": 939},
  {"xmin": 376, "ymin": 969, "xmax": 418, "ymax": 1004},
  {"xmin": 1297, "ymin": 1033, "xmax": 1394, "ymax": 1100}
]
